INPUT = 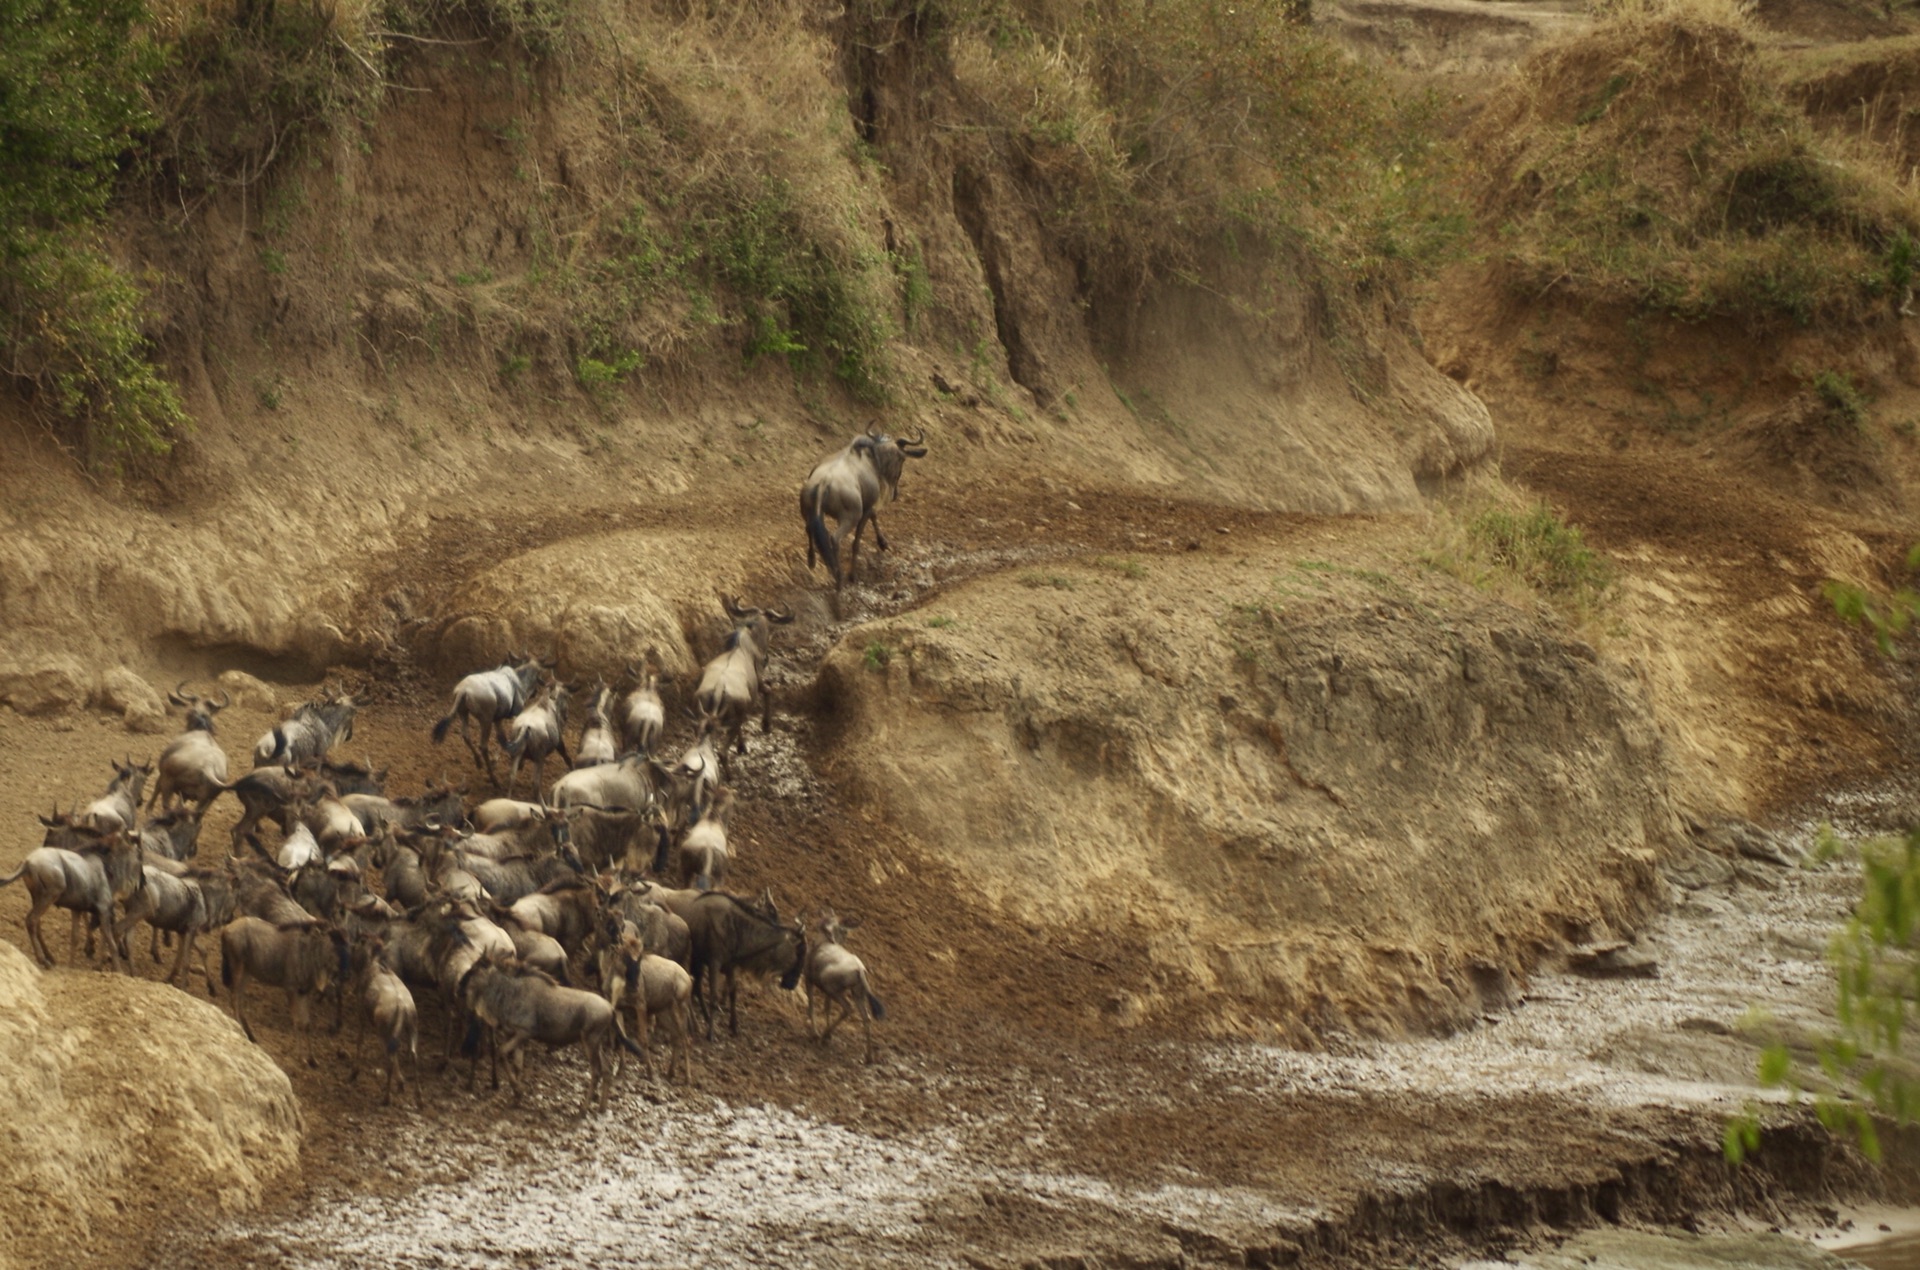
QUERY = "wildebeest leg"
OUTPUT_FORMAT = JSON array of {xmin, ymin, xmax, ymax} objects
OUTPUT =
[
  {"xmin": 504, "ymin": 746, "xmax": 525, "ymax": 800},
  {"xmin": 821, "ymin": 991, "xmax": 846, "ymax": 1045},
  {"xmin": 69, "ymin": 911, "xmax": 84, "ymax": 965},
  {"xmin": 25, "ymin": 895, "xmax": 53, "ymax": 967},
  {"xmin": 726, "ymin": 966, "xmax": 741, "ymax": 1036},
  {"xmin": 292, "ymin": 991, "xmax": 319, "ymax": 1067},
  {"xmin": 166, "ymin": 929, "xmax": 196, "ymax": 987},
  {"xmin": 868, "ymin": 513, "xmax": 888, "ymax": 554},
  {"xmin": 806, "ymin": 979, "xmax": 817, "ymax": 1039},
  {"xmin": 232, "ymin": 973, "xmax": 259, "ymax": 1043}
]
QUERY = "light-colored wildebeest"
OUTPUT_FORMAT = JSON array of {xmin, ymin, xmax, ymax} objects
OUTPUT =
[
  {"xmin": 694, "ymin": 596, "xmax": 794, "ymax": 766},
  {"xmin": 548, "ymin": 751, "xmax": 671, "ymax": 817},
  {"xmin": 573, "ymin": 681, "xmax": 618, "ymax": 769},
  {"xmin": 458, "ymin": 954, "xmax": 644, "ymax": 1112},
  {"xmin": 501, "ymin": 680, "xmax": 572, "ymax": 799},
  {"xmin": 115, "ymin": 863, "xmax": 228, "ymax": 994},
  {"xmin": 82, "ymin": 757, "xmax": 154, "ymax": 835},
  {"xmin": 600, "ymin": 921, "xmax": 694, "ymax": 1086},
  {"xmin": 252, "ymin": 692, "xmax": 359, "ymax": 769},
  {"xmin": 799, "ymin": 427, "xmax": 928, "ymax": 591},
  {"xmin": 676, "ymin": 787, "xmax": 735, "ymax": 892},
  {"xmin": 620, "ymin": 665, "xmax": 667, "ymax": 756},
  {"xmin": 220, "ymin": 916, "xmax": 351, "ymax": 1067},
  {"xmin": 1, "ymin": 823, "xmax": 146, "ymax": 972},
  {"xmin": 684, "ymin": 889, "xmax": 806, "ymax": 1040},
  {"xmin": 431, "ymin": 654, "xmax": 551, "ymax": 786},
  {"xmin": 347, "ymin": 937, "xmax": 423, "ymax": 1107},
  {"xmin": 150, "ymin": 685, "xmax": 232, "ymax": 812},
  {"xmin": 804, "ymin": 910, "xmax": 887, "ymax": 1065}
]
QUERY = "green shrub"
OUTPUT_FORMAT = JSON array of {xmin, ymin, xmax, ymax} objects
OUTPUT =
[
  {"xmin": 0, "ymin": 0, "xmax": 183, "ymax": 465},
  {"xmin": 1812, "ymin": 369, "xmax": 1868, "ymax": 428},
  {"xmin": 692, "ymin": 180, "xmax": 894, "ymax": 401},
  {"xmin": 1467, "ymin": 504, "xmax": 1611, "ymax": 600}
]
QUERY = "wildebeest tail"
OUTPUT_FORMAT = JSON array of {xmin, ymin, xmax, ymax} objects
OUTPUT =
[
  {"xmin": 804, "ymin": 485, "xmax": 837, "ymax": 577},
  {"xmin": 430, "ymin": 712, "xmax": 455, "ymax": 745},
  {"xmin": 862, "ymin": 971, "xmax": 886, "ymax": 1022},
  {"xmin": 612, "ymin": 1012, "xmax": 646, "ymax": 1058},
  {"xmin": 0, "ymin": 861, "xmax": 26, "ymax": 889}
]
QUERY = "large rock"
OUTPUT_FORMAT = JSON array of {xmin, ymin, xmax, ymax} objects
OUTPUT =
[
  {"xmin": 817, "ymin": 550, "xmax": 1682, "ymax": 1040},
  {"xmin": 0, "ymin": 945, "xmax": 302, "ymax": 1267},
  {"xmin": 95, "ymin": 666, "xmax": 169, "ymax": 734}
]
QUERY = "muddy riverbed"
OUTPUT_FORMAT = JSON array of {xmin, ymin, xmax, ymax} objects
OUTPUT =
[{"xmin": 136, "ymin": 786, "xmax": 1896, "ymax": 1268}]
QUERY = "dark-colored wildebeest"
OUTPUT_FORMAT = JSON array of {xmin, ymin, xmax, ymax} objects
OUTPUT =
[{"xmin": 683, "ymin": 889, "xmax": 805, "ymax": 1040}]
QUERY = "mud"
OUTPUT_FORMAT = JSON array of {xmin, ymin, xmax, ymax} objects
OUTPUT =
[{"xmin": 117, "ymin": 781, "xmax": 1882, "ymax": 1269}]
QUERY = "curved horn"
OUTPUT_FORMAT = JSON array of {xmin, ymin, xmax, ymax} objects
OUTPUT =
[
  {"xmin": 722, "ymin": 594, "xmax": 748, "ymax": 619},
  {"xmin": 766, "ymin": 606, "xmax": 796, "ymax": 625},
  {"xmin": 212, "ymin": 690, "xmax": 231, "ymax": 711},
  {"xmin": 900, "ymin": 429, "xmax": 925, "ymax": 447}
]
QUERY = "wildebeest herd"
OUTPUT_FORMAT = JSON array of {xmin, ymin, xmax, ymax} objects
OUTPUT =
[{"xmin": 1, "ymin": 428, "xmax": 926, "ymax": 1111}]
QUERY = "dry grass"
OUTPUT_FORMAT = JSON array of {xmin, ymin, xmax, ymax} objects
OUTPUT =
[{"xmin": 1473, "ymin": 0, "xmax": 1920, "ymax": 326}]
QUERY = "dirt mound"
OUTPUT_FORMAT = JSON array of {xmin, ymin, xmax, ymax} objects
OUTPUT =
[
  {"xmin": 1734, "ymin": 387, "xmax": 1898, "ymax": 510},
  {"xmin": 814, "ymin": 544, "xmax": 1681, "ymax": 1040},
  {"xmin": 0, "ymin": 945, "xmax": 301, "ymax": 1269},
  {"xmin": 1790, "ymin": 38, "xmax": 1920, "ymax": 171}
]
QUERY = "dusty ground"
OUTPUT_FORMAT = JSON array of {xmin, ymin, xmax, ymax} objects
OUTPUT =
[
  {"xmin": 9, "ymin": 0, "xmax": 1920, "ymax": 1264},
  {"xmin": 0, "ymin": 458, "xmax": 1912, "ymax": 1266}
]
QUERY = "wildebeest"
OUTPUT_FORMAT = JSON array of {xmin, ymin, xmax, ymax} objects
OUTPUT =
[
  {"xmin": 676, "ymin": 787, "xmax": 735, "ymax": 892},
  {"xmin": 610, "ymin": 882, "xmax": 691, "ymax": 966},
  {"xmin": 805, "ymin": 910, "xmax": 886, "ymax": 1065},
  {"xmin": 138, "ymin": 803, "xmax": 207, "ymax": 862},
  {"xmin": 673, "ymin": 725, "xmax": 721, "ymax": 826},
  {"xmin": 600, "ymin": 922, "xmax": 694, "ymax": 1085},
  {"xmin": 501, "ymin": 876, "xmax": 600, "ymax": 957},
  {"xmin": 684, "ymin": 889, "xmax": 806, "ymax": 1040},
  {"xmin": 229, "ymin": 760, "xmax": 385, "ymax": 856},
  {"xmin": 471, "ymin": 798, "xmax": 554, "ymax": 833},
  {"xmin": 502, "ymin": 680, "xmax": 572, "ymax": 799},
  {"xmin": 431, "ymin": 654, "xmax": 550, "ymax": 785},
  {"xmin": 343, "ymin": 780, "xmax": 466, "ymax": 836},
  {"xmin": 115, "ymin": 864, "xmax": 226, "ymax": 994},
  {"xmin": 548, "ymin": 752, "xmax": 669, "ymax": 817},
  {"xmin": 458, "ymin": 954, "xmax": 643, "ymax": 1112},
  {"xmin": 620, "ymin": 666, "xmax": 667, "ymax": 756},
  {"xmin": 219, "ymin": 916, "xmax": 351, "ymax": 1066},
  {"xmin": 694, "ymin": 597, "xmax": 794, "ymax": 764},
  {"xmin": 1, "ymin": 824, "xmax": 146, "ymax": 972},
  {"xmin": 573, "ymin": 682, "xmax": 618, "ymax": 769},
  {"xmin": 150, "ymin": 686, "xmax": 232, "ymax": 811},
  {"xmin": 566, "ymin": 805, "xmax": 665, "ymax": 876},
  {"xmin": 347, "ymin": 938, "xmax": 423, "ymax": 1107},
  {"xmin": 252, "ymin": 693, "xmax": 358, "ymax": 769},
  {"xmin": 799, "ymin": 427, "xmax": 927, "ymax": 590},
  {"xmin": 82, "ymin": 758, "xmax": 153, "ymax": 835}
]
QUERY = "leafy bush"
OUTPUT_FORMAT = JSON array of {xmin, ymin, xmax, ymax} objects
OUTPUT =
[
  {"xmin": 1812, "ymin": 369, "xmax": 1868, "ymax": 428},
  {"xmin": 1467, "ymin": 504, "xmax": 1611, "ymax": 599},
  {"xmin": 692, "ymin": 180, "xmax": 895, "ymax": 400},
  {"xmin": 0, "ymin": 0, "xmax": 184, "ymax": 465}
]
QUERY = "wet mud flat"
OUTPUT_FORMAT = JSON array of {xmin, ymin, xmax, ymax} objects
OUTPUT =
[{"xmin": 153, "ymin": 802, "xmax": 1892, "ymax": 1269}]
